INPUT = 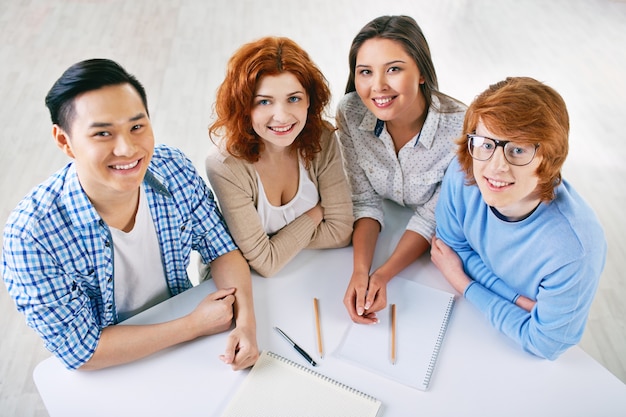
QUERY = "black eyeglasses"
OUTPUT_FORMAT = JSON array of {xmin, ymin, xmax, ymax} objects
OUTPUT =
[{"xmin": 467, "ymin": 134, "xmax": 539, "ymax": 166}]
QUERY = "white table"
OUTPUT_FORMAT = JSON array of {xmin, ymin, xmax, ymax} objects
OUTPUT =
[{"xmin": 33, "ymin": 202, "xmax": 626, "ymax": 417}]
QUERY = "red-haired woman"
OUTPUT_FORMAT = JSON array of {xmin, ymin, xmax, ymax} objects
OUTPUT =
[{"xmin": 206, "ymin": 36, "xmax": 353, "ymax": 277}]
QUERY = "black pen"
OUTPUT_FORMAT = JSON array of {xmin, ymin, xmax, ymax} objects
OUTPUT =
[{"xmin": 273, "ymin": 326, "xmax": 317, "ymax": 366}]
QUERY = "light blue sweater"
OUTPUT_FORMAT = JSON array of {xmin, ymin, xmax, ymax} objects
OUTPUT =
[{"xmin": 435, "ymin": 158, "xmax": 606, "ymax": 360}]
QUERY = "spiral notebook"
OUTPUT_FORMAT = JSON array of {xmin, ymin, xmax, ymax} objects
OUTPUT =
[
  {"xmin": 336, "ymin": 277, "xmax": 455, "ymax": 391},
  {"xmin": 221, "ymin": 350, "xmax": 381, "ymax": 417}
]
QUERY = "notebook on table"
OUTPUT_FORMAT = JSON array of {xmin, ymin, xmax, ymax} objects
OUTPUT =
[
  {"xmin": 221, "ymin": 350, "xmax": 381, "ymax": 417},
  {"xmin": 336, "ymin": 277, "xmax": 455, "ymax": 391}
]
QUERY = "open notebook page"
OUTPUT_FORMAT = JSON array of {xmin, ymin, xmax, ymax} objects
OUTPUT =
[{"xmin": 336, "ymin": 277, "xmax": 455, "ymax": 391}]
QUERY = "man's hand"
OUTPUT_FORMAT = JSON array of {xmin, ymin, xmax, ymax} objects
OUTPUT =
[
  {"xmin": 188, "ymin": 288, "xmax": 236, "ymax": 338},
  {"xmin": 220, "ymin": 324, "xmax": 259, "ymax": 370},
  {"xmin": 430, "ymin": 237, "xmax": 471, "ymax": 294}
]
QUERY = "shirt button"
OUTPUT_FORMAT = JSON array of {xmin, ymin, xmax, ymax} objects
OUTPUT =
[
  {"xmin": 107, "ymin": 277, "xmax": 113, "ymax": 283},
  {"xmin": 104, "ymin": 240, "xmax": 110, "ymax": 247}
]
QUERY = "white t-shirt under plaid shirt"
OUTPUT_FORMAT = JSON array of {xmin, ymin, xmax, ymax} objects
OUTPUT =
[
  {"xmin": 336, "ymin": 92, "xmax": 466, "ymax": 240},
  {"xmin": 110, "ymin": 184, "xmax": 169, "ymax": 322}
]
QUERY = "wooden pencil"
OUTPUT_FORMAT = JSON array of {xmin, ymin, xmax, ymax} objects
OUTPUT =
[
  {"xmin": 391, "ymin": 303, "xmax": 397, "ymax": 364},
  {"xmin": 313, "ymin": 298, "xmax": 323, "ymax": 358}
]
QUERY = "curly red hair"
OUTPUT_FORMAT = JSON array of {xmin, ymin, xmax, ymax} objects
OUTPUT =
[
  {"xmin": 209, "ymin": 37, "xmax": 332, "ymax": 165},
  {"xmin": 457, "ymin": 77, "xmax": 569, "ymax": 202}
]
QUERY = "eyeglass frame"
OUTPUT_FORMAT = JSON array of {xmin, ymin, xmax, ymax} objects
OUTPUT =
[{"xmin": 467, "ymin": 133, "xmax": 540, "ymax": 167}]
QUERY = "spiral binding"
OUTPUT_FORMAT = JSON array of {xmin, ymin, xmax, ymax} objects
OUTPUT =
[
  {"xmin": 422, "ymin": 297, "xmax": 455, "ymax": 388},
  {"xmin": 266, "ymin": 351, "xmax": 379, "ymax": 403}
]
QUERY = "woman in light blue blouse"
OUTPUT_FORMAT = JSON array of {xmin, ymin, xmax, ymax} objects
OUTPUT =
[{"xmin": 337, "ymin": 15, "xmax": 466, "ymax": 324}]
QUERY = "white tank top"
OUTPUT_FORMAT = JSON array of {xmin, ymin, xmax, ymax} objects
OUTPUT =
[
  {"xmin": 110, "ymin": 185, "xmax": 169, "ymax": 322},
  {"xmin": 256, "ymin": 160, "xmax": 319, "ymax": 235}
]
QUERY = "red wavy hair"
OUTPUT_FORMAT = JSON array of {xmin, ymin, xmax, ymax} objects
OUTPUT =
[
  {"xmin": 209, "ymin": 37, "xmax": 332, "ymax": 164},
  {"xmin": 457, "ymin": 77, "xmax": 569, "ymax": 202}
]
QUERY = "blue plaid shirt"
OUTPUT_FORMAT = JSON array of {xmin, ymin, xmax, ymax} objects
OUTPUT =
[{"xmin": 2, "ymin": 144, "xmax": 237, "ymax": 370}]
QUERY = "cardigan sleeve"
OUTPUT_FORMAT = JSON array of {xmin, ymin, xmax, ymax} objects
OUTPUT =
[
  {"xmin": 205, "ymin": 148, "xmax": 317, "ymax": 277},
  {"xmin": 306, "ymin": 125, "xmax": 354, "ymax": 249}
]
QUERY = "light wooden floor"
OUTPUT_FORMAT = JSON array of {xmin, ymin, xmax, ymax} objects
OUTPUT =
[{"xmin": 1, "ymin": 0, "xmax": 624, "ymax": 415}]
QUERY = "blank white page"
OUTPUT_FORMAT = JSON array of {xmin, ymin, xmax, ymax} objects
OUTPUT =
[
  {"xmin": 336, "ymin": 277, "xmax": 455, "ymax": 391},
  {"xmin": 222, "ymin": 350, "xmax": 381, "ymax": 417}
]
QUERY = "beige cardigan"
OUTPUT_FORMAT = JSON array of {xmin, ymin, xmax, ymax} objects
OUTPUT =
[{"xmin": 205, "ymin": 125, "xmax": 354, "ymax": 277}]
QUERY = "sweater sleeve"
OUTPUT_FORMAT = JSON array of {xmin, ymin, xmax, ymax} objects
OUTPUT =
[
  {"xmin": 205, "ymin": 149, "xmax": 317, "ymax": 277},
  {"xmin": 307, "ymin": 127, "xmax": 354, "ymax": 249},
  {"xmin": 435, "ymin": 160, "xmax": 519, "ymax": 302},
  {"xmin": 464, "ymin": 258, "xmax": 597, "ymax": 360}
]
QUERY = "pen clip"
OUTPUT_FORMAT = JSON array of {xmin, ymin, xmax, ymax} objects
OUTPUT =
[{"xmin": 274, "ymin": 326, "xmax": 294, "ymax": 345}]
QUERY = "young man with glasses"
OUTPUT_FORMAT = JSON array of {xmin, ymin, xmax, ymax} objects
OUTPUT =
[{"xmin": 431, "ymin": 77, "xmax": 606, "ymax": 360}]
